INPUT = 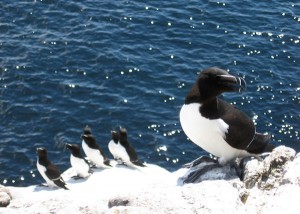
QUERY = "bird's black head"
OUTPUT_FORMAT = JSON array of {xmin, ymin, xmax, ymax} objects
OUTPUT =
[
  {"xmin": 111, "ymin": 131, "xmax": 119, "ymax": 144},
  {"xmin": 83, "ymin": 125, "xmax": 92, "ymax": 135},
  {"xmin": 119, "ymin": 128, "xmax": 128, "ymax": 145},
  {"xmin": 185, "ymin": 67, "xmax": 246, "ymax": 104},
  {"xmin": 66, "ymin": 143, "xmax": 80, "ymax": 153},
  {"xmin": 81, "ymin": 134, "xmax": 95, "ymax": 146},
  {"xmin": 36, "ymin": 147, "xmax": 47, "ymax": 158},
  {"xmin": 65, "ymin": 143, "xmax": 81, "ymax": 156}
]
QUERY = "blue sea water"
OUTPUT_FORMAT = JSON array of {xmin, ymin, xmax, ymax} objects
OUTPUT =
[{"xmin": 0, "ymin": 0, "xmax": 299, "ymax": 187}]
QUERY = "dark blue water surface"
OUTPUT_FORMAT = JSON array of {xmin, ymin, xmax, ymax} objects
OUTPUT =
[{"xmin": 0, "ymin": 0, "xmax": 299, "ymax": 186}]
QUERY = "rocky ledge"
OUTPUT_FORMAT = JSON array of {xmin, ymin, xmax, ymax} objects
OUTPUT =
[{"xmin": 0, "ymin": 145, "xmax": 299, "ymax": 214}]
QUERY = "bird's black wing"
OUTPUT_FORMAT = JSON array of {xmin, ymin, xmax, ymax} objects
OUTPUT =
[
  {"xmin": 247, "ymin": 132, "xmax": 274, "ymax": 154},
  {"xmin": 217, "ymin": 99, "xmax": 256, "ymax": 150},
  {"xmin": 46, "ymin": 164, "xmax": 68, "ymax": 190},
  {"xmin": 125, "ymin": 145, "xmax": 139, "ymax": 162},
  {"xmin": 45, "ymin": 164, "xmax": 62, "ymax": 180},
  {"xmin": 128, "ymin": 146, "xmax": 146, "ymax": 167}
]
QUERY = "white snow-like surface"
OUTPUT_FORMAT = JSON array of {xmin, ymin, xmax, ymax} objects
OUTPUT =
[
  {"xmin": 2, "ymin": 163, "xmax": 248, "ymax": 214},
  {"xmin": 2, "ymin": 146, "xmax": 300, "ymax": 214},
  {"xmin": 3, "ymin": 164, "xmax": 185, "ymax": 213}
]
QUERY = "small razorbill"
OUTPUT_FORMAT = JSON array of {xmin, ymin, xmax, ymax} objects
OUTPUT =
[
  {"xmin": 36, "ymin": 147, "xmax": 68, "ymax": 190},
  {"xmin": 108, "ymin": 130, "xmax": 123, "ymax": 161},
  {"xmin": 117, "ymin": 128, "xmax": 145, "ymax": 167},
  {"xmin": 66, "ymin": 143, "xmax": 92, "ymax": 178},
  {"xmin": 81, "ymin": 126, "xmax": 111, "ymax": 168}
]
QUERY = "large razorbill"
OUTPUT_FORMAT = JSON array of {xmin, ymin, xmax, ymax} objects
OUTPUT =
[
  {"xmin": 81, "ymin": 126, "xmax": 111, "ymax": 168},
  {"xmin": 36, "ymin": 147, "xmax": 68, "ymax": 190},
  {"xmin": 179, "ymin": 67, "xmax": 274, "ymax": 181}
]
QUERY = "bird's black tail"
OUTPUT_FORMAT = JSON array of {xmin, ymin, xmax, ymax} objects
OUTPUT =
[
  {"xmin": 104, "ymin": 159, "xmax": 112, "ymax": 167},
  {"xmin": 247, "ymin": 133, "xmax": 275, "ymax": 154},
  {"xmin": 132, "ymin": 160, "xmax": 146, "ymax": 167},
  {"xmin": 54, "ymin": 178, "xmax": 69, "ymax": 190}
]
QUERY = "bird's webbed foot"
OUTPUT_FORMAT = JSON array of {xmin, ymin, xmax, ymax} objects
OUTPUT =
[
  {"xmin": 90, "ymin": 164, "xmax": 98, "ymax": 169},
  {"xmin": 183, "ymin": 163, "xmax": 221, "ymax": 184},
  {"xmin": 71, "ymin": 175, "xmax": 85, "ymax": 180},
  {"xmin": 115, "ymin": 159, "xmax": 127, "ymax": 166},
  {"xmin": 183, "ymin": 155, "xmax": 218, "ymax": 168}
]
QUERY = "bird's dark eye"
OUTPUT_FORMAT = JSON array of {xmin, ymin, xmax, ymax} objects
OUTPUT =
[
  {"xmin": 207, "ymin": 72, "xmax": 216, "ymax": 78},
  {"xmin": 205, "ymin": 73, "xmax": 218, "ymax": 82}
]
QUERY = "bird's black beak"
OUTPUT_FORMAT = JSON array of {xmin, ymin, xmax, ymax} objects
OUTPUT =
[
  {"xmin": 36, "ymin": 147, "xmax": 45, "ymax": 155},
  {"xmin": 36, "ymin": 147, "xmax": 42, "ymax": 153},
  {"xmin": 65, "ymin": 144, "xmax": 72, "ymax": 149},
  {"xmin": 217, "ymin": 74, "xmax": 246, "ymax": 92}
]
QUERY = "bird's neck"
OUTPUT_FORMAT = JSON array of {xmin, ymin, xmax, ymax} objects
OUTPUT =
[
  {"xmin": 119, "ymin": 140, "xmax": 128, "ymax": 147},
  {"xmin": 184, "ymin": 84, "xmax": 202, "ymax": 104},
  {"xmin": 185, "ymin": 83, "xmax": 216, "ymax": 104},
  {"xmin": 38, "ymin": 157, "xmax": 50, "ymax": 166},
  {"xmin": 199, "ymin": 98, "xmax": 220, "ymax": 119},
  {"xmin": 73, "ymin": 152, "xmax": 83, "ymax": 158}
]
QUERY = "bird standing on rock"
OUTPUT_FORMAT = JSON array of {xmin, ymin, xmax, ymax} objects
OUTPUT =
[
  {"xmin": 66, "ymin": 143, "xmax": 92, "ymax": 179},
  {"xmin": 108, "ymin": 130, "xmax": 123, "ymax": 162},
  {"xmin": 81, "ymin": 126, "xmax": 111, "ymax": 168},
  {"xmin": 36, "ymin": 147, "xmax": 68, "ymax": 190},
  {"xmin": 114, "ymin": 128, "xmax": 146, "ymax": 167},
  {"xmin": 179, "ymin": 67, "xmax": 275, "ymax": 183}
]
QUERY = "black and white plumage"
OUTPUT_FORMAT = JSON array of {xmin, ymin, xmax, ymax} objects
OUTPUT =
[
  {"xmin": 36, "ymin": 147, "xmax": 68, "ymax": 190},
  {"xmin": 81, "ymin": 126, "xmax": 111, "ymax": 168},
  {"xmin": 116, "ymin": 128, "xmax": 145, "ymax": 167},
  {"xmin": 180, "ymin": 67, "xmax": 275, "ymax": 167},
  {"xmin": 66, "ymin": 143, "xmax": 92, "ymax": 178},
  {"xmin": 108, "ymin": 131, "xmax": 122, "ymax": 161}
]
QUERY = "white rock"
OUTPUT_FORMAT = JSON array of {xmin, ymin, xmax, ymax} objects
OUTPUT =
[
  {"xmin": 282, "ymin": 153, "xmax": 300, "ymax": 185},
  {"xmin": 0, "ymin": 147, "xmax": 300, "ymax": 214},
  {"xmin": 260, "ymin": 184, "xmax": 300, "ymax": 214},
  {"xmin": 180, "ymin": 180, "xmax": 249, "ymax": 214},
  {"xmin": 0, "ymin": 192, "xmax": 11, "ymax": 207}
]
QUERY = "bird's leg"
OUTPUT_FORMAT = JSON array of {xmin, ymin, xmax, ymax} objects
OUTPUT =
[
  {"xmin": 183, "ymin": 155, "xmax": 218, "ymax": 168},
  {"xmin": 90, "ymin": 164, "xmax": 98, "ymax": 169},
  {"xmin": 227, "ymin": 159, "xmax": 244, "ymax": 180},
  {"xmin": 116, "ymin": 158, "xmax": 127, "ymax": 166},
  {"xmin": 71, "ymin": 175, "xmax": 84, "ymax": 180}
]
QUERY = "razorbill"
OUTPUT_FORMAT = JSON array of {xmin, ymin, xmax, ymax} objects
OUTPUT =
[
  {"xmin": 117, "ymin": 128, "xmax": 145, "ymax": 167},
  {"xmin": 36, "ymin": 147, "xmax": 68, "ymax": 190},
  {"xmin": 179, "ymin": 67, "xmax": 274, "ymax": 181},
  {"xmin": 66, "ymin": 143, "xmax": 92, "ymax": 178},
  {"xmin": 81, "ymin": 126, "xmax": 111, "ymax": 168},
  {"xmin": 108, "ymin": 131, "xmax": 122, "ymax": 161}
]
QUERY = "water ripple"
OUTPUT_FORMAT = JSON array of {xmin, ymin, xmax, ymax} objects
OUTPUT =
[{"xmin": 0, "ymin": 0, "xmax": 299, "ymax": 186}]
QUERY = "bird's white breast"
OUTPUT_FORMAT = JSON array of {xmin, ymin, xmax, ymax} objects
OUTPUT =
[
  {"xmin": 70, "ymin": 155, "xmax": 90, "ymax": 177},
  {"xmin": 82, "ymin": 140, "xmax": 104, "ymax": 167},
  {"xmin": 180, "ymin": 103, "xmax": 248, "ymax": 164},
  {"xmin": 117, "ymin": 143, "xmax": 130, "ymax": 162},
  {"xmin": 108, "ymin": 140, "xmax": 130, "ymax": 163},
  {"xmin": 108, "ymin": 140, "xmax": 119, "ymax": 159}
]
